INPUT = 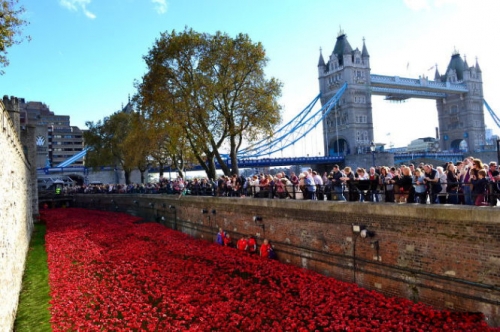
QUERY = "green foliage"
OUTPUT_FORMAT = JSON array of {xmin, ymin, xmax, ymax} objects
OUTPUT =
[
  {"xmin": 14, "ymin": 223, "xmax": 52, "ymax": 331},
  {"xmin": 0, "ymin": 0, "xmax": 30, "ymax": 74},
  {"xmin": 135, "ymin": 27, "xmax": 282, "ymax": 178},
  {"xmin": 84, "ymin": 111, "xmax": 137, "ymax": 183}
]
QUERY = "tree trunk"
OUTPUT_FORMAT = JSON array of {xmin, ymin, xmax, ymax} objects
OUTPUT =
[
  {"xmin": 124, "ymin": 169, "xmax": 131, "ymax": 185},
  {"xmin": 206, "ymin": 157, "xmax": 217, "ymax": 180},
  {"xmin": 158, "ymin": 162, "xmax": 164, "ymax": 178},
  {"xmin": 214, "ymin": 152, "xmax": 230, "ymax": 176},
  {"xmin": 229, "ymin": 135, "xmax": 239, "ymax": 175}
]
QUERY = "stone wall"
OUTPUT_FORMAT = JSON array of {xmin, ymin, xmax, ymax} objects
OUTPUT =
[
  {"xmin": 0, "ymin": 98, "xmax": 34, "ymax": 330},
  {"xmin": 74, "ymin": 194, "xmax": 500, "ymax": 326}
]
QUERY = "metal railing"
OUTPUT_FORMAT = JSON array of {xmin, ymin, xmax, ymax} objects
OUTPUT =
[{"xmin": 64, "ymin": 180, "xmax": 500, "ymax": 206}]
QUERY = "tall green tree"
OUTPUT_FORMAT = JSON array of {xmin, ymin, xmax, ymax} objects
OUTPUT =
[
  {"xmin": 0, "ymin": 0, "xmax": 30, "ymax": 74},
  {"xmin": 84, "ymin": 111, "xmax": 136, "ymax": 184},
  {"xmin": 133, "ymin": 101, "xmax": 193, "ymax": 179},
  {"xmin": 136, "ymin": 27, "xmax": 282, "ymax": 179},
  {"xmin": 123, "ymin": 111, "xmax": 151, "ymax": 183}
]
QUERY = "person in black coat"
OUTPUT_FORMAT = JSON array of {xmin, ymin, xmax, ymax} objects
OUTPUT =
[{"xmin": 471, "ymin": 169, "xmax": 489, "ymax": 206}]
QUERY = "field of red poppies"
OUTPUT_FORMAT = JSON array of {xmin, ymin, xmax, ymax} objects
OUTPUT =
[{"xmin": 42, "ymin": 208, "xmax": 494, "ymax": 331}]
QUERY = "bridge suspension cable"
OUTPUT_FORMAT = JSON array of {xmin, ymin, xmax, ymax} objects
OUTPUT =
[
  {"xmin": 483, "ymin": 99, "xmax": 500, "ymax": 129},
  {"xmin": 55, "ymin": 147, "xmax": 90, "ymax": 168},
  {"xmin": 237, "ymin": 82, "xmax": 348, "ymax": 158}
]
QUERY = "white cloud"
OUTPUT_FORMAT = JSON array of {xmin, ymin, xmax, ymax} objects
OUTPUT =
[
  {"xmin": 59, "ymin": 0, "xmax": 96, "ymax": 19},
  {"xmin": 152, "ymin": 0, "xmax": 168, "ymax": 14}
]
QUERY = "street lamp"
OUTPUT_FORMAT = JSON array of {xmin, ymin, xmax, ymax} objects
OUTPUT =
[{"xmin": 370, "ymin": 141, "xmax": 376, "ymax": 167}]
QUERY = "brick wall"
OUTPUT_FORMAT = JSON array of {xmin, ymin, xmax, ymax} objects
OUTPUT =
[
  {"xmin": 75, "ymin": 194, "xmax": 500, "ymax": 326},
  {"xmin": 0, "ymin": 99, "xmax": 34, "ymax": 331}
]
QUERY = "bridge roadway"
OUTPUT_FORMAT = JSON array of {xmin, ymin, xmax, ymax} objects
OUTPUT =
[{"xmin": 370, "ymin": 74, "xmax": 468, "ymax": 100}]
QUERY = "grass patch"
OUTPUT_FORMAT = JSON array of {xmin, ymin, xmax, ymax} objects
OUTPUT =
[{"xmin": 14, "ymin": 223, "xmax": 52, "ymax": 331}]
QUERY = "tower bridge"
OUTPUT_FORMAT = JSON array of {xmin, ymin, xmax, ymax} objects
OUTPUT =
[{"xmin": 319, "ymin": 30, "xmax": 486, "ymax": 156}]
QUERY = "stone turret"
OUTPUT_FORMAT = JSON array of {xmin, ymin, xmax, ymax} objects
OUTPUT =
[
  {"xmin": 361, "ymin": 37, "xmax": 370, "ymax": 68},
  {"xmin": 318, "ymin": 48, "xmax": 326, "ymax": 75},
  {"xmin": 436, "ymin": 51, "xmax": 485, "ymax": 152},
  {"xmin": 3, "ymin": 96, "xmax": 20, "ymax": 137},
  {"xmin": 319, "ymin": 30, "xmax": 373, "ymax": 156},
  {"xmin": 434, "ymin": 66, "xmax": 440, "ymax": 81}
]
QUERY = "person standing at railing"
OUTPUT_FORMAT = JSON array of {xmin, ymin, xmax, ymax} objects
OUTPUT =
[
  {"xmin": 330, "ymin": 165, "xmax": 345, "ymax": 201},
  {"xmin": 380, "ymin": 166, "xmax": 393, "ymax": 203},
  {"xmin": 304, "ymin": 171, "xmax": 317, "ymax": 200},
  {"xmin": 249, "ymin": 175, "xmax": 260, "ymax": 198},
  {"xmin": 436, "ymin": 166, "xmax": 447, "ymax": 204},
  {"xmin": 470, "ymin": 159, "xmax": 484, "ymax": 203},
  {"xmin": 341, "ymin": 167, "xmax": 357, "ymax": 202},
  {"xmin": 288, "ymin": 171, "xmax": 300, "ymax": 199},
  {"xmin": 322, "ymin": 172, "xmax": 328, "ymax": 185},
  {"xmin": 446, "ymin": 163, "xmax": 460, "ymax": 204},
  {"xmin": 258, "ymin": 175, "xmax": 270, "ymax": 198},
  {"xmin": 413, "ymin": 169, "xmax": 427, "ymax": 203},
  {"xmin": 487, "ymin": 162, "xmax": 499, "ymax": 206},
  {"xmin": 396, "ymin": 166, "xmax": 413, "ymax": 203},
  {"xmin": 471, "ymin": 169, "xmax": 489, "ymax": 206},
  {"xmin": 274, "ymin": 176, "xmax": 287, "ymax": 199},
  {"xmin": 424, "ymin": 165, "xmax": 441, "ymax": 204},
  {"xmin": 368, "ymin": 167, "xmax": 380, "ymax": 202},
  {"xmin": 460, "ymin": 157, "xmax": 474, "ymax": 205},
  {"xmin": 355, "ymin": 168, "xmax": 369, "ymax": 202},
  {"xmin": 312, "ymin": 171, "xmax": 324, "ymax": 200}
]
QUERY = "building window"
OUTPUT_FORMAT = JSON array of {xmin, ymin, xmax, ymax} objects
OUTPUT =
[{"xmin": 355, "ymin": 115, "xmax": 367, "ymax": 123}]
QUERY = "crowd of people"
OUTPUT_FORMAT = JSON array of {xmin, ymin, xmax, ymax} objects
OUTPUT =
[
  {"xmin": 67, "ymin": 156, "xmax": 500, "ymax": 206},
  {"xmin": 207, "ymin": 156, "xmax": 499, "ymax": 205},
  {"xmin": 215, "ymin": 228, "xmax": 277, "ymax": 259}
]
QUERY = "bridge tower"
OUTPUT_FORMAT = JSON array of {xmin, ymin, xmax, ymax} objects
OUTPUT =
[
  {"xmin": 435, "ymin": 52, "xmax": 485, "ymax": 152},
  {"xmin": 318, "ymin": 30, "xmax": 373, "ymax": 156}
]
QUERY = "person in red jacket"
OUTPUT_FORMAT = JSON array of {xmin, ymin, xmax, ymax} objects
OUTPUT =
[
  {"xmin": 247, "ymin": 236, "xmax": 257, "ymax": 254},
  {"xmin": 237, "ymin": 236, "xmax": 248, "ymax": 251},
  {"xmin": 260, "ymin": 239, "xmax": 271, "ymax": 257},
  {"xmin": 223, "ymin": 233, "xmax": 233, "ymax": 247}
]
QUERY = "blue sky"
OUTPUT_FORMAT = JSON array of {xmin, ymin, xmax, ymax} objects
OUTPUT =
[{"xmin": 1, "ymin": 0, "xmax": 500, "ymax": 155}]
